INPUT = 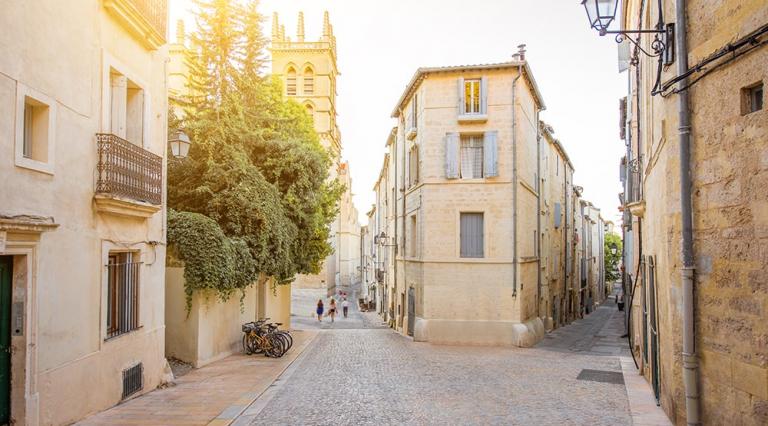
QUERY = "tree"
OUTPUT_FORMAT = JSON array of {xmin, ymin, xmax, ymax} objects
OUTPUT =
[
  {"xmin": 604, "ymin": 233, "xmax": 623, "ymax": 282},
  {"xmin": 168, "ymin": 0, "xmax": 342, "ymax": 292}
]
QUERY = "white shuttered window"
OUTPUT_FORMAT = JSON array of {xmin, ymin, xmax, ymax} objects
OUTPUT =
[{"xmin": 460, "ymin": 213, "xmax": 484, "ymax": 258}]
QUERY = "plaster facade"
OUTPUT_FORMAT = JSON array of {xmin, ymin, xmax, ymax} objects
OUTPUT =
[
  {"xmin": 619, "ymin": 0, "xmax": 768, "ymax": 424},
  {"xmin": 0, "ymin": 1, "xmax": 169, "ymax": 424}
]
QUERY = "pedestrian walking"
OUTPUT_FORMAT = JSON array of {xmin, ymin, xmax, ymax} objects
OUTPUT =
[
  {"xmin": 316, "ymin": 299, "xmax": 324, "ymax": 322},
  {"xmin": 328, "ymin": 298, "xmax": 337, "ymax": 323},
  {"xmin": 342, "ymin": 298, "xmax": 349, "ymax": 318}
]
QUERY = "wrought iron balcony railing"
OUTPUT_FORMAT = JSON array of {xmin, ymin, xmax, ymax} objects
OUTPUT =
[
  {"xmin": 129, "ymin": 0, "xmax": 167, "ymax": 37},
  {"xmin": 96, "ymin": 133, "xmax": 162, "ymax": 205}
]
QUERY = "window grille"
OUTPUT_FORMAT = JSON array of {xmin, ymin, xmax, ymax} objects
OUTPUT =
[
  {"xmin": 107, "ymin": 253, "xmax": 141, "ymax": 339},
  {"xmin": 122, "ymin": 363, "xmax": 143, "ymax": 399}
]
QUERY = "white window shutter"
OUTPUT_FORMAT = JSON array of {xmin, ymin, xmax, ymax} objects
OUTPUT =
[
  {"xmin": 480, "ymin": 76, "xmax": 488, "ymax": 115},
  {"xmin": 483, "ymin": 131, "xmax": 498, "ymax": 177},
  {"xmin": 445, "ymin": 132, "xmax": 460, "ymax": 179},
  {"xmin": 457, "ymin": 77, "xmax": 465, "ymax": 115}
]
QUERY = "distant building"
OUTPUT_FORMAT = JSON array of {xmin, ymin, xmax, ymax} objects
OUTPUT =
[
  {"xmin": 270, "ymin": 11, "xmax": 361, "ymax": 296},
  {"xmin": 0, "ymin": 0, "xmax": 170, "ymax": 423}
]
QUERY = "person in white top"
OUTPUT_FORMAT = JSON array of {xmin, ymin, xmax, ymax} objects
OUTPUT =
[{"xmin": 342, "ymin": 298, "xmax": 350, "ymax": 318}]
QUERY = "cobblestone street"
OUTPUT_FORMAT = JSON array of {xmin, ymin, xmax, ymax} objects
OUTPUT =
[{"xmin": 231, "ymin": 290, "xmax": 657, "ymax": 426}]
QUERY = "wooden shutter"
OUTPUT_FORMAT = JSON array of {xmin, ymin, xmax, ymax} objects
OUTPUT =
[
  {"xmin": 483, "ymin": 131, "xmax": 498, "ymax": 177},
  {"xmin": 460, "ymin": 213, "xmax": 484, "ymax": 258},
  {"xmin": 480, "ymin": 76, "xmax": 488, "ymax": 115},
  {"xmin": 457, "ymin": 77, "xmax": 465, "ymax": 115},
  {"xmin": 554, "ymin": 202, "xmax": 562, "ymax": 228},
  {"xmin": 445, "ymin": 133, "xmax": 460, "ymax": 179}
]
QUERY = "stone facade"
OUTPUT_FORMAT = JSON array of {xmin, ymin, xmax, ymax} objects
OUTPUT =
[
  {"xmin": 270, "ymin": 12, "xmax": 361, "ymax": 296},
  {"xmin": 619, "ymin": 0, "xmax": 768, "ymax": 424},
  {"xmin": 0, "ymin": 1, "xmax": 170, "ymax": 424},
  {"xmin": 367, "ymin": 58, "xmax": 607, "ymax": 346}
]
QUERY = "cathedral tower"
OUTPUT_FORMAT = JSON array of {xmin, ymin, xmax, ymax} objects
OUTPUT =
[{"xmin": 270, "ymin": 11, "xmax": 341, "ymax": 164}]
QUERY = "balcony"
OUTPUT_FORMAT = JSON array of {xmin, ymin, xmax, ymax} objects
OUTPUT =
[
  {"xmin": 95, "ymin": 133, "xmax": 162, "ymax": 218},
  {"xmin": 103, "ymin": 0, "xmax": 167, "ymax": 49}
]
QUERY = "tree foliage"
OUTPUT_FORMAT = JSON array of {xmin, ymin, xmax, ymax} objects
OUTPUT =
[
  {"xmin": 604, "ymin": 233, "xmax": 623, "ymax": 282},
  {"xmin": 167, "ymin": 0, "xmax": 342, "ymax": 295}
]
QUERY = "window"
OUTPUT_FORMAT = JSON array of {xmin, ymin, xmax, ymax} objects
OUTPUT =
[
  {"xmin": 22, "ymin": 98, "xmax": 49, "ymax": 161},
  {"xmin": 286, "ymin": 67, "xmax": 297, "ymax": 96},
  {"xmin": 15, "ymin": 84, "xmax": 56, "ymax": 174},
  {"xmin": 742, "ymin": 82, "xmax": 763, "ymax": 115},
  {"xmin": 460, "ymin": 135, "xmax": 484, "ymax": 179},
  {"xmin": 460, "ymin": 213, "xmax": 484, "ymax": 258},
  {"xmin": 411, "ymin": 94, "xmax": 418, "ymax": 129},
  {"xmin": 409, "ymin": 215, "xmax": 418, "ymax": 257},
  {"xmin": 408, "ymin": 145, "xmax": 419, "ymax": 187},
  {"xmin": 305, "ymin": 103, "xmax": 314, "ymax": 120},
  {"xmin": 464, "ymin": 79, "xmax": 481, "ymax": 114},
  {"xmin": 110, "ymin": 69, "xmax": 145, "ymax": 146},
  {"xmin": 303, "ymin": 67, "xmax": 314, "ymax": 94},
  {"xmin": 107, "ymin": 252, "xmax": 141, "ymax": 339}
]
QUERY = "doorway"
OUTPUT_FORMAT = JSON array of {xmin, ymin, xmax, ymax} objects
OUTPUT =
[
  {"xmin": 0, "ymin": 256, "xmax": 12, "ymax": 424},
  {"xmin": 407, "ymin": 287, "xmax": 415, "ymax": 337}
]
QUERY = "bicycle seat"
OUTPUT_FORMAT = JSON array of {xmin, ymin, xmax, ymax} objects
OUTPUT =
[{"xmin": 275, "ymin": 323, "xmax": 283, "ymax": 326}]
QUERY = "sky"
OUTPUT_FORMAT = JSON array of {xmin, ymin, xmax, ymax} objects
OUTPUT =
[{"xmin": 170, "ymin": 0, "xmax": 628, "ymax": 226}]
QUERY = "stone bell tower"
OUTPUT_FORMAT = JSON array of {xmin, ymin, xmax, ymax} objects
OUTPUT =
[
  {"xmin": 270, "ymin": 12, "xmax": 360, "ymax": 294},
  {"xmin": 270, "ymin": 11, "xmax": 341, "ymax": 166}
]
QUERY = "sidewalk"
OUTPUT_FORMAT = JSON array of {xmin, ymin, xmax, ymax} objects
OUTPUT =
[{"xmin": 77, "ymin": 330, "xmax": 318, "ymax": 426}]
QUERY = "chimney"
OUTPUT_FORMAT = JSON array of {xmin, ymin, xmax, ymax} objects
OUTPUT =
[
  {"xmin": 517, "ymin": 44, "xmax": 527, "ymax": 61},
  {"xmin": 176, "ymin": 19, "xmax": 185, "ymax": 45}
]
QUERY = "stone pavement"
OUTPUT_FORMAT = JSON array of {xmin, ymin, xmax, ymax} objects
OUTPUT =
[
  {"xmin": 291, "ymin": 288, "xmax": 387, "ymax": 330},
  {"xmin": 76, "ymin": 330, "xmax": 317, "ymax": 426},
  {"xmin": 230, "ymin": 285, "xmax": 670, "ymax": 426}
]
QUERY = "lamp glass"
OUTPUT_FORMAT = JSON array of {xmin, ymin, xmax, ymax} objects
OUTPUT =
[
  {"xmin": 583, "ymin": 0, "xmax": 618, "ymax": 32},
  {"xmin": 169, "ymin": 131, "xmax": 191, "ymax": 159}
]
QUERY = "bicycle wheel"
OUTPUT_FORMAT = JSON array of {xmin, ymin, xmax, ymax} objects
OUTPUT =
[
  {"xmin": 242, "ymin": 334, "xmax": 251, "ymax": 354},
  {"xmin": 279, "ymin": 331, "xmax": 293, "ymax": 350},
  {"xmin": 273, "ymin": 333, "xmax": 289, "ymax": 354},
  {"xmin": 266, "ymin": 334, "xmax": 285, "ymax": 358},
  {"xmin": 249, "ymin": 333, "xmax": 263, "ymax": 354}
]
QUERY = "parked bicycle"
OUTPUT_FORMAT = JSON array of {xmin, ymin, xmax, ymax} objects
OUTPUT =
[{"xmin": 241, "ymin": 318, "xmax": 293, "ymax": 358}]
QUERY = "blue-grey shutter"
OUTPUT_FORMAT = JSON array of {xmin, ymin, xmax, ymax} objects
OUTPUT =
[
  {"xmin": 483, "ymin": 131, "xmax": 498, "ymax": 177},
  {"xmin": 457, "ymin": 77, "xmax": 465, "ymax": 115},
  {"xmin": 554, "ymin": 202, "xmax": 562, "ymax": 228},
  {"xmin": 480, "ymin": 76, "xmax": 488, "ymax": 115},
  {"xmin": 460, "ymin": 213, "xmax": 484, "ymax": 258},
  {"xmin": 445, "ymin": 133, "xmax": 460, "ymax": 179}
]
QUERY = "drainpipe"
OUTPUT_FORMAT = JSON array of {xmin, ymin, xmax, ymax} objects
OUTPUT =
[
  {"xmin": 676, "ymin": 0, "xmax": 700, "ymax": 424},
  {"xmin": 535, "ymin": 114, "xmax": 542, "ymax": 318},
  {"xmin": 392, "ymin": 126, "xmax": 398, "ymax": 326},
  {"xmin": 511, "ymin": 60, "xmax": 523, "ymax": 297},
  {"xmin": 401, "ymin": 110, "xmax": 407, "ymax": 331}
]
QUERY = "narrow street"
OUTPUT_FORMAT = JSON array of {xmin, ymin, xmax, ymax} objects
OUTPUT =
[{"xmin": 228, "ymin": 288, "xmax": 664, "ymax": 426}]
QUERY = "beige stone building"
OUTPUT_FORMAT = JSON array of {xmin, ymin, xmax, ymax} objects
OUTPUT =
[
  {"xmin": 0, "ymin": 0, "xmax": 170, "ymax": 423},
  {"xmin": 270, "ymin": 12, "xmax": 361, "ymax": 296},
  {"xmin": 617, "ymin": 0, "xmax": 767, "ymax": 424},
  {"xmin": 367, "ymin": 53, "xmax": 607, "ymax": 346}
]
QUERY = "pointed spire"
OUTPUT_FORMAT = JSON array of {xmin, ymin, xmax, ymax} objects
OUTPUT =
[
  {"xmin": 176, "ymin": 19, "xmax": 185, "ymax": 45},
  {"xmin": 297, "ymin": 11, "xmax": 305, "ymax": 42},
  {"xmin": 279, "ymin": 24, "xmax": 286, "ymax": 41},
  {"xmin": 271, "ymin": 12, "xmax": 279, "ymax": 41},
  {"xmin": 322, "ymin": 10, "xmax": 330, "ymax": 38}
]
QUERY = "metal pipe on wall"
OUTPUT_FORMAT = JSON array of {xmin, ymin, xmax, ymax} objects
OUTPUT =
[
  {"xmin": 512, "ymin": 62, "xmax": 522, "ymax": 297},
  {"xmin": 675, "ymin": 0, "xmax": 700, "ymax": 423}
]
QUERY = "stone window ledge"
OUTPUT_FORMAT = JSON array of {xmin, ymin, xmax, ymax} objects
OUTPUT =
[{"xmin": 93, "ymin": 195, "xmax": 161, "ymax": 219}]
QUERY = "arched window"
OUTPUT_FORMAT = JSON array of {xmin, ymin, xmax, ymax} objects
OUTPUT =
[
  {"xmin": 303, "ymin": 67, "xmax": 314, "ymax": 95},
  {"xmin": 286, "ymin": 67, "xmax": 297, "ymax": 96},
  {"xmin": 305, "ymin": 103, "xmax": 314, "ymax": 121}
]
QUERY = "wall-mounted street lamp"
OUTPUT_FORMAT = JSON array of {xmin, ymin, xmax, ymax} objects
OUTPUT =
[
  {"xmin": 610, "ymin": 243, "xmax": 619, "ymax": 255},
  {"xmin": 581, "ymin": 0, "xmax": 675, "ymax": 93},
  {"xmin": 374, "ymin": 232, "xmax": 396, "ymax": 247},
  {"xmin": 169, "ymin": 130, "xmax": 192, "ymax": 160}
]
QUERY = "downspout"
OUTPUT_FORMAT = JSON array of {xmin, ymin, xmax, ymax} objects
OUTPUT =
[
  {"xmin": 535, "ymin": 114, "xmax": 542, "ymax": 318},
  {"xmin": 512, "ymin": 62, "xmax": 522, "ymax": 297},
  {"xmin": 401, "ymin": 110, "xmax": 407, "ymax": 331},
  {"xmin": 676, "ymin": 0, "xmax": 700, "ymax": 423},
  {"xmin": 392, "ymin": 126, "xmax": 398, "ymax": 326}
]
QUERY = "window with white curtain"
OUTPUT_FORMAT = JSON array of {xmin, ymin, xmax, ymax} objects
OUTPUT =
[{"xmin": 460, "ymin": 134, "xmax": 483, "ymax": 179}]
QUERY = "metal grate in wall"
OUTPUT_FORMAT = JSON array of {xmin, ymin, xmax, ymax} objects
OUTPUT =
[{"xmin": 122, "ymin": 363, "xmax": 144, "ymax": 399}]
